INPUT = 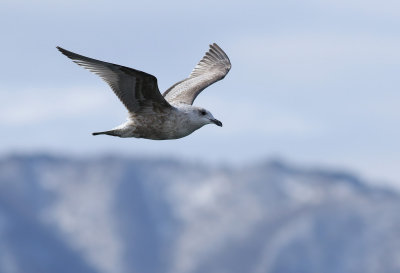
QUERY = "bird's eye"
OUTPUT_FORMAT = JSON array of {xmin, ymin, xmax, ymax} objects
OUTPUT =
[{"xmin": 200, "ymin": 110, "xmax": 206, "ymax": 116}]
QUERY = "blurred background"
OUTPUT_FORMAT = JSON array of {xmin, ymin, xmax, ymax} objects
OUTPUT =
[{"xmin": 1, "ymin": 0, "xmax": 400, "ymax": 272}]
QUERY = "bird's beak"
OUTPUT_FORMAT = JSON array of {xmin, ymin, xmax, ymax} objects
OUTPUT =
[{"xmin": 210, "ymin": 119, "xmax": 223, "ymax": 127}]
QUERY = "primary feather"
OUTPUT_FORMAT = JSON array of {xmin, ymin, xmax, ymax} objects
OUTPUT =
[{"xmin": 163, "ymin": 43, "xmax": 231, "ymax": 105}]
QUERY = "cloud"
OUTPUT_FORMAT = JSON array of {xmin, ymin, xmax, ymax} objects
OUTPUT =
[
  {"xmin": 0, "ymin": 86, "xmax": 114, "ymax": 125},
  {"xmin": 198, "ymin": 94, "xmax": 322, "ymax": 137},
  {"xmin": 307, "ymin": 0, "xmax": 400, "ymax": 17},
  {"xmin": 231, "ymin": 32, "xmax": 400, "ymax": 82}
]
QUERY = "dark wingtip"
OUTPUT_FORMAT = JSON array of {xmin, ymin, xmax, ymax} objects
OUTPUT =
[
  {"xmin": 56, "ymin": 46, "xmax": 68, "ymax": 54},
  {"xmin": 56, "ymin": 46, "xmax": 75, "ymax": 59}
]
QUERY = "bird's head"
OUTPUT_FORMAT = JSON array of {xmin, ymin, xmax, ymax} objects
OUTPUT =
[{"xmin": 189, "ymin": 106, "xmax": 222, "ymax": 127}]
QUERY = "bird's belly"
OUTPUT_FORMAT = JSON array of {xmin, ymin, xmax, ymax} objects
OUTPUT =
[
  {"xmin": 129, "ymin": 115, "xmax": 196, "ymax": 140},
  {"xmin": 136, "ymin": 124, "xmax": 197, "ymax": 140}
]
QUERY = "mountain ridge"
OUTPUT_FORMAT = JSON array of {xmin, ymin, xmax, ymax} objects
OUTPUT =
[{"xmin": 0, "ymin": 154, "xmax": 399, "ymax": 273}]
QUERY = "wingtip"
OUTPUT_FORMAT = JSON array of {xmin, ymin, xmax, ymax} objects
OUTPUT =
[
  {"xmin": 56, "ymin": 46, "xmax": 73, "ymax": 57},
  {"xmin": 210, "ymin": 42, "xmax": 219, "ymax": 49},
  {"xmin": 56, "ymin": 46, "xmax": 66, "ymax": 55},
  {"xmin": 210, "ymin": 43, "xmax": 224, "ymax": 53}
]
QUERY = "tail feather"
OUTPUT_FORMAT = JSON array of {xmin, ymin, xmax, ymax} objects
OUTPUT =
[{"xmin": 92, "ymin": 130, "xmax": 120, "ymax": 136}]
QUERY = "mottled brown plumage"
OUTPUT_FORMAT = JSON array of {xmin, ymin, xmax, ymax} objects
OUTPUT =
[{"xmin": 57, "ymin": 43, "xmax": 230, "ymax": 140}]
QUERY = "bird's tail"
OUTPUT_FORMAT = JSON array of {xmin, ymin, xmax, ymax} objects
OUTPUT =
[{"xmin": 92, "ymin": 130, "xmax": 120, "ymax": 136}]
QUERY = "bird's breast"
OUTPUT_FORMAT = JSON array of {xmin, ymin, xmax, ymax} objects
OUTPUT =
[{"xmin": 129, "ymin": 109, "xmax": 197, "ymax": 140}]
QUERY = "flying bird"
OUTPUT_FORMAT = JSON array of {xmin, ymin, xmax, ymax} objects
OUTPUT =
[{"xmin": 57, "ymin": 44, "xmax": 231, "ymax": 140}]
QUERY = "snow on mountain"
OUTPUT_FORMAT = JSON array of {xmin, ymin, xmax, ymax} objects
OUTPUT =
[{"xmin": 0, "ymin": 154, "xmax": 399, "ymax": 273}]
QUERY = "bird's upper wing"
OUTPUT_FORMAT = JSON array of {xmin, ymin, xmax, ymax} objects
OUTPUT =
[
  {"xmin": 57, "ymin": 47, "xmax": 172, "ymax": 113},
  {"xmin": 163, "ymin": 43, "xmax": 231, "ymax": 105}
]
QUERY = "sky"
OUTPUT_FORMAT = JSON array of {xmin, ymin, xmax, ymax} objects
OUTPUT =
[{"xmin": 1, "ymin": 0, "xmax": 399, "ymax": 186}]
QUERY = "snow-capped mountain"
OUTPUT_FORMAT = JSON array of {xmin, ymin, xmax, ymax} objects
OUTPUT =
[{"xmin": 0, "ymin": 154, "xmax": 399, "ymax": 273}]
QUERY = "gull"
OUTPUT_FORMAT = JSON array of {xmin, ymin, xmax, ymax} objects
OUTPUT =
[{"xmin": 57, "ymin": 43, "xmax": 231, "ymax": 140}]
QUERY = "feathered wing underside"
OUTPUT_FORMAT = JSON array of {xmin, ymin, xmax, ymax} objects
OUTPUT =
[
  {"xmin": 163, "ymin": 43, "xmax": 231, "ymax": 105},
  {"xmin": 57, "ymin": 47, "xmax": 172, "ymax": 113}
]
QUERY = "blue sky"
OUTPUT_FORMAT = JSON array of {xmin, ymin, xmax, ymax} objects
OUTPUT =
[{"xmin": 1, "ymin": 0, "xmax": 399, "ymax": 185}]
